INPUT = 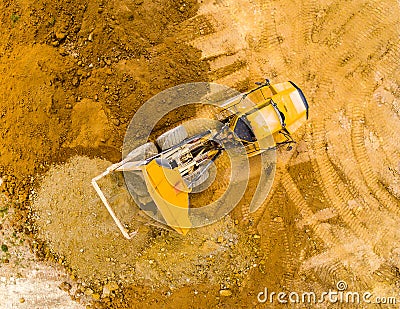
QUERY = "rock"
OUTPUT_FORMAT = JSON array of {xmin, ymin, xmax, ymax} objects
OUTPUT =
[
  {"xmin": 59, "ymin": 48, "xmax": 68, "ymax": 56},
  {"xmin": 19, "ymin": 298, "xmax": 25, "ymax": 303},
  {"xmin": 112, "ymin": 118, "xmax": 120, "ymax": 126},
  {"xmin": 85, "ymin": 288, "xmax": 94, "ymax": 296},
  {"xmin": 88, "ymin": 32, "xmax": 94, "ymax": 42},
  {"xmin": 55, "ymin": 31, "xmax": 67, "ymax": 40},
  {"xmin": 219, "ymin": 289, "xmax": 232, "ymax": 297},
  {"xmin": 92, "ymin": 293, "xmax": 100, "ymax": 301},
  {"xmin": 59, "ymin": 281, "xmax": 72, "ymax": 292},
  {"xmin": 217, "ymin": 236, "xmax": 224, "ymax": 243},
  {"xmin": 102, "ymin": 281, "xmax": 119, "ymax": 297},
  {"xmin": 273, "ymin": 216, "xmax": 283, "ymax": 223},
  {"xmin": 72, "ymin": 77, "xmax": 79, "ymax": 87}
]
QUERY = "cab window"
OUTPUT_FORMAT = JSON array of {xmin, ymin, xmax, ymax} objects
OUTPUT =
[{"xmin": 234, "ymin": 116, "xmax": 256, "ymax": 142}]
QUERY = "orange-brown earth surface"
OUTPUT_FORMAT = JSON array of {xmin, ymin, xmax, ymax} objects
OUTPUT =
[{"xmin": 1, "ymin": 0, "xmax": 400, "ymax": 308}]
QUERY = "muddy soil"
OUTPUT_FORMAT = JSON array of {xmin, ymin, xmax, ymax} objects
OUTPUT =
[{"xmin": 1, "ymin": 0, "xmax": 400, "ymax": 308}]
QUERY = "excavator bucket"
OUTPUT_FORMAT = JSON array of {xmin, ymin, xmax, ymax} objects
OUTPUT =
[{"xmin": 142, "ymin": 159, "xmax": 192, "ymax": 235}]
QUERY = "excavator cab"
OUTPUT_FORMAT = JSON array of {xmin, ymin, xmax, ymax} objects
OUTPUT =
[{"xmin": 222, "ymin": 80, "xmax": 309, "ymax": 155}]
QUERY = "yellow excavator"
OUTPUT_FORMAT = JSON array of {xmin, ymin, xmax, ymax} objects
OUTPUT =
[{"xmin": 92, "ymin": 80, "xmax": 309, "ymax": 238}]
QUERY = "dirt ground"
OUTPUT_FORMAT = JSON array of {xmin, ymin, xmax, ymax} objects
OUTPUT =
[{"xmin": 1, "ymin": 0, "xmax": 400, "ymax": 308}]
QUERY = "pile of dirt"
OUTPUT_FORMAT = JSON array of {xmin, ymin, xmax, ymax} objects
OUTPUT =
[
  {"xmin": 0, "ymin": 0, "xmax": 208, "ymax": 193},
  {"xmin": 31, "ymin": 156, "xmax": 257, "ymax": 303}
]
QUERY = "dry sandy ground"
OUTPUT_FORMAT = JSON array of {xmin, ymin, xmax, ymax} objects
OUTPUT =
[
  {"xmin": 0, "ymin": 0, "xmax": 399, "ymax": 308},
  {"xmin": 0, "ymin": 194, "xmax": 84, "ymax": 308}
]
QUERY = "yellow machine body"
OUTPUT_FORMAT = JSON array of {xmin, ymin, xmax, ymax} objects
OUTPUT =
[
  {"xmin": 92, "ymin": 80, "xmax": 309, "ymax": 239},
  {"xmin": 223, "ymin": 81, "xmax": 309, "ymax": 156},
  {"xmin": 142, "ymin": 159, "xmax": 192, "ymax": 235}
]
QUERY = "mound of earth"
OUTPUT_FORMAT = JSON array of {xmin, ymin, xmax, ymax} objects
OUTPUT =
[{"xmin": 31, "ymin": 156, "xmax": 257, "ymax": 301}]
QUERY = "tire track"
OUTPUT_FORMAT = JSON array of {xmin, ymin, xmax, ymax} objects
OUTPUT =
[
  {"xmin": 304, "ymin": 1, "xmax": 396, "ymax": 113},
  {"xmin": 363, "ymin": 132, "xmax": 400, "ymax": 201},
  {"xmin": 188, "ymin": 0, "xmax": 400, "ymax": 298},
  {"xmin": 254, "ymin": 0, "xmax": 293, "ymax": 79},
  {"xmin": 350, "ymin": 92, "xmax": 400, "ymax": 217},
  {"xmin": 309, "ymin": 0, "xmax": 367, "ymax": 46},
  {"xmin": 311, "ymin": 120, "xmax": 371, "ymax": 242},
  {"xmin": 300, "ymin": 0, "xmax": 320, "ymax": 44},
  {"xmin": 281, "ymin": 169, "xmax": 338, "ymax": 247},
  {"xmin": 248, "ymin": 140, "xmax": 304, "ymax": 230},
  {"xmin": 255, "ymin": 184, "xmax": 303, "ymax": 292},
  {"xmin": 346, "ymin": 38, "xmax": 400, "ymax": 216},
  {"xmin": 249, "ymin": 168, "xmax": 283, "ymax": 229},
  {"xmin": 364, "ymin": 101, "xmax": 400, "ymax": 198},
  {"xmin": 324, "ymin": 106, "xmax": 400, "ymax": 277},
  {"xmin": 324, "ymin": 111, "xmax": 384, "ymax": 215},
  {"xmin": 175, "ymin": 14, "xmax": 216, "ymax": 43},
  {"xmin": 323, "ymin": 108, "xmax": 396, "ymax": 213},
  {"xmin": 365, "ymin": 101, "xmax": 400, "ymax": 167},
  {"xmin": 186, "ymin": 0, "xmax": 255, "ymax": 87}
]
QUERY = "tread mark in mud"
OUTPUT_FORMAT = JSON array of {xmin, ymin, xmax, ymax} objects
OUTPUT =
[{"xmin": 186, "ymin": 0, "xmax": 400, "ymax": 295}]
